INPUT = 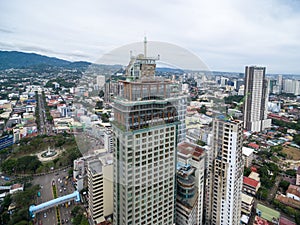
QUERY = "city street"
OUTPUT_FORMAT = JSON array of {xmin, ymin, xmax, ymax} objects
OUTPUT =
[
  {"xmin": 37, "ymin": 93, "xmax": 53, "ymax": 136},
  {"xmin": 33, "ymin": 173, "xmax": 57, "ymax": 225},
  {"xmin": 32, "ymin": 169, "xmax": 76, "ymax": 225}
]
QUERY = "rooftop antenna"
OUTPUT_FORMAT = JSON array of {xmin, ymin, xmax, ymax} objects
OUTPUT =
[{"xmin": 144, "ymin": 36, "xmax": 147, "ymax": 58}]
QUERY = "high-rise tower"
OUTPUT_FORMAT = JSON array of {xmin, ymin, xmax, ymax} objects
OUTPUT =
[
  {"xmin": 243, "ymin": 66, "xmax": 271, "ymax": 132},
  {"xmin": 112, "ymin": 44, "xmax": 180, "ymax": 225},
  {"xmin": 277, "ymin": 74, "xmax": 283, "ymax": 94},
  {"xmin": 176, "ymin": 142, "xmax": 206, "ymax": 225},
  {"xmin": 207, "ymin": 119, "xmax": 244, "ymax": 225}
]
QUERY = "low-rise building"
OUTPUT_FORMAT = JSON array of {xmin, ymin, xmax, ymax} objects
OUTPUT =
[
  {"xmin": 296, "ymin": 167, "xmax": 300, "ymax": 186},
  {"xmin": 248, "ymin": 171, "xmax": 260, "ymax": 182},
  {"xmin": 241, "ymin": 193, "xmax": 254, "ymax": 215},
  {"xmin": 75, "ymin": 149, "xmax": 113, "ymax": 225},
  {"xmin": 240, "ymin": 214, "xmax": 249, "ymax": 224},
  {"xmin": 286, "ymin": 184, "xmax": 300, "ymax": 202},
  {"xmin": 9, "ymin": 183, "xmax": 24, "ymax": 194},
  {"xmin": 242, "ymin": 147, "xmax": 254, "ymax": 168},
  {"xmin": 279, "ymin": 217, "xmax": 296, "ymax": 225},
  {"xmin": 256, "ymin": 203, "xmax": 280, "ymax": 224},
  {"xmin": 176, "ymin": 142, "xmax": 205, "ymax": 225},
  {"xmin": 88, "ymin": 159, "xmax": 104, "ymax": 224},
  {"xmin": 243, "ymin": 176, "xmax": 260, "ymax": 196}
]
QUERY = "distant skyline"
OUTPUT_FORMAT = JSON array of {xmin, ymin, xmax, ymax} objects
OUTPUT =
[{"xmin": 1, "ymin": 0, "xmax": 300, "ymax": 74}]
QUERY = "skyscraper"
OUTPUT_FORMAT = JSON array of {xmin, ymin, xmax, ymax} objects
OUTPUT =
[
  {"xmin": 207, "ymin": 119, "xmax": 244, "ymax": 225},
  {"xmin": 277, "ymin": 74, "xmax": 283, "ymax": 94},
  {"xmin": 88, "ymin": 157, "xmax": 113, "ymax": 224},
  {"xmin": 96, "ymin": 75, "xmax": 106, "ymax": 89},
  {"xmin": 243, "ymin": 66, "xmax": 271, "ymax": 132},
  {"xmin": 112, "ymin": 42, "xmax": 180, "ymax": 225},
  {"xmin": 176, "ymin": 142, "xmax": 206, "ymax": 225}
]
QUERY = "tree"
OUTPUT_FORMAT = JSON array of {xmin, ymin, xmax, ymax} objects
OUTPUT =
[
  {"xmin": 258, "ymin": 165, "xmax": 276, "ymax": 189},
  {"xmin": 101, "ymin": 113, "xmax": 109, "ymax": 122},
  {"xmin": 72, "ymin": 215, "xmax": 83, "ymax": 225},
  {"xmin": 99, "ymin": 90, "xmax": 105, "ymax": 98},
  {"xmin": 2, "ymin": 194, "xmax": 12, "ymax": 209},
  {"xmin": 95, "ymin": 100, "xmax": 103, "ymax": 109},
  {"xmin": 80, "ymin": 218, "xmax": 89, "ymax": 225},
  {"xmin": 257, "ymin": 187, "xmax": 268, "ymax": 200},
  {"xmin": 270, "ymin": 145, "xmax": 283, "ymax": 152},
  {"xmin": 15, "ymin": 156, "xmax": 41, "ymax": 174},
  {"xmin": 13, "ymin": 185, "xmax": 39, "ymax": 208},
  {"xmin": 1, "ymin": 213, "xmax": 10, "ymax": 225},
  {"xmin": 198, "ymin": 105, "xmax": 207, "ymax": 114},
  {"xmin": 196, "ymin": 140, "xmax": 206, "ymax": 146},
  {"xmin": 279, "ymin": 180, "xmax": 290, "ymax": 193},
  {"xmin": 244, "ymin": 167, "xmax": 251, "ymax": 176},
  {"xmin": 285, "ymin": 169, "xmax": 296, "ymax": 177},
  {"xmin": 55, "ymin": 137, "xmax": 65, "ymax": 148},
  {"xmin": 71, "ymin": 206, "xmax": 82, "ymax": 216},
  {"xmin": 13, "ymin": 221, "xmax": 29, "ymax": 225},
  {"xmin": 1, "ymin": 159, "xmax": 17, "ymax": 174},
  {"xmin": 224, "ymin": 95, "xmax": 243, "ymax": 104},
  {"xmin": 294, "ymin": 134, "xmax": 300, "ymax": 145},
  {"xmin": 267, "ymin": 162, "xmax": 279, "ymax": 174}
]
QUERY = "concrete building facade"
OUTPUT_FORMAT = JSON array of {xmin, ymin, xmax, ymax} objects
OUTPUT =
[
  {"xmin": 243, "ymin": 66, "xmax": 271, "ymax": 132},
  {"xmin": 176, "ymin": 142, "xmax": 206, "ymax": 225},
  {"xmin": 112, "ymin": 45, "xmax": 180, "ymax": 225},
  {"xmin": 206, "ymin": 119, "xmax": 244, "ymax": 225}
]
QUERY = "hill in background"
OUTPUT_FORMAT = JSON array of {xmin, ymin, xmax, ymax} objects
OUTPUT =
[{"xmin": 0, "ymin": 51, "xmax": 91, "ymax": 70}]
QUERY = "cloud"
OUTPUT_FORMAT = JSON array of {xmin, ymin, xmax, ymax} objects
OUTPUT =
[
  {"xmin": 0, "ymin": 0, "xmax": 299, "ymax": 74},
  {"xmin": 0, "ymin": 27, "xmax": 13, "ymax": 34}
]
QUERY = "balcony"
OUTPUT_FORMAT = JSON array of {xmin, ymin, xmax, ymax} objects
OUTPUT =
[{"xmin": 177, "ymin": 176, "xmax": 195, "ymax": 188}]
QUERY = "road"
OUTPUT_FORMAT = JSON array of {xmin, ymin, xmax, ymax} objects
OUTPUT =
[
  {"xmin": 33, "ymin": 173, "xmax": 57, "ymax": 225},
  {"xmin": 32, "ymin": 169, "xmax": 76, "ymax": 225},
  {"xmin": 37, "ymin": 93, "xmax": 53, "ymax": 136},
  {"xmin": 267, "ymin": 175, "xmax": 281, "ymax": 202},
  {"xmin": 56, "ymin": 172, "xmax": 75, "ymax": 224}
]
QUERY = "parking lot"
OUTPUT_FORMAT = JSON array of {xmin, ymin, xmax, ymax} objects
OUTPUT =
[{"xmin": 32, "ymin": 169, "xmax": 76, "ymax": 225}]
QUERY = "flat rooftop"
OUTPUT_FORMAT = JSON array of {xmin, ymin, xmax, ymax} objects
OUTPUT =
[
  {"xmin": 177, "ymin": 142, "xmax": 205, "ymax": 161},
  {"xmin": 241, "ymin": 193, "xmax": 253, "ymax": 205},
  {"xmin": 88, "ymin": 159, "xmax": 102, "ymax": 175},
  {"xmin": 242, "ymin": 147, "xmax": 254, "ymax": 157},
  {"xmin": 256, "ymin": 203, "xmax": 280, "ymax": 222}
]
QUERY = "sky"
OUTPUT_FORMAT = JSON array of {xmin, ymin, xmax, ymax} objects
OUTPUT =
[{"xmin": 0, "ymin": 0, "xmax": 300, "ymax": 74}]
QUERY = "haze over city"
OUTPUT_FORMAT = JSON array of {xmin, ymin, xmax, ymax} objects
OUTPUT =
[{"xmin": 1, "ymin": 0, "xmax": 300, "ymax": 74}]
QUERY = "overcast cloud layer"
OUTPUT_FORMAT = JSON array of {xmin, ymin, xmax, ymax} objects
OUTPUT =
[{"xmin": 0, "ymin": 0, "xmax": 299, "ymax": 74}]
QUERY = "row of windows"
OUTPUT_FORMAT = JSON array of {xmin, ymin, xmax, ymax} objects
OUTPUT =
[
  {"xmin": 135, "ymin": 127, "xmax": 175, "ymax": 138},
  {"xmin": 135, "ymin": 137, "xmax": 175, "ymax": 146},
  {"xmin": 134, "ymin": 159, "xmax": 174, "ymax": 168}
]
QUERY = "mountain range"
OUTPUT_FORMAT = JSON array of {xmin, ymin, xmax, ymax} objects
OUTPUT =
[
  {"xmin": 0, "ymin": 50, "xmax": 187, "ymax": 75},
  {"xmin": 1, "ymin": 50, "xmax": 299, "ymax": 78},
  {"xmin": 0, "ymin": 51, "xmax": 91, "ymax": 70}
]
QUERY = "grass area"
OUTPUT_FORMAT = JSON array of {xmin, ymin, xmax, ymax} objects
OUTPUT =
[
  {"xmin": 56, "ymin": 206, "xmax": 61, "ymax": 225},
  {"xmin": 282, "ymin": 146, "xmax": 300, "ymax": 160},
  {"xmin": 1, "ymin": 133, "xmax": 82, "ymax": 174},
  {"xmin": 52, "ymin": 184, "xmax": 61, "ymax": 225},
  {"xmin": 12, "ymin": 134, "xmax": 77, "ymax": 158}
]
